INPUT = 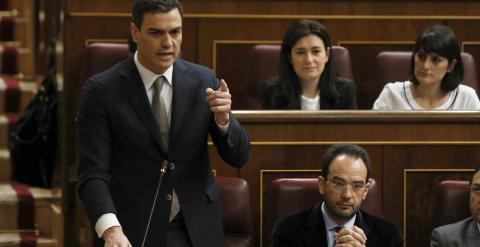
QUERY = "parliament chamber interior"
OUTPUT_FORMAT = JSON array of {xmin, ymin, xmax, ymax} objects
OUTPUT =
[{"xmin": 0, "ymin": 0, "xmax": 480, "ymax": 246}]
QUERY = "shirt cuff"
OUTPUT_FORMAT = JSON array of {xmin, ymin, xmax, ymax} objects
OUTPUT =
[
  {"xmin": 95, "ymin": 213, "xmax": 121, "ymax": 238},
  {"xmin": 215, "ymin": 118, "xmax": 229, "ymax": 135}
]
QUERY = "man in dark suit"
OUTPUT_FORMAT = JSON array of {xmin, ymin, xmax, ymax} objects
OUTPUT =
[
  {"xmin": 430, "ymin": 168, "xmax": 480, "ymax": 247},
  {"xmin": 272, "ymin": 144, "xmax": 403, "ymax": 247},
  {"xmin": 76, "ymin": 1, "xmax": 250, "ymax": 247}
]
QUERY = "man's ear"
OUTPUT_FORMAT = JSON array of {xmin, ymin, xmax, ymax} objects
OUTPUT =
[
  {"xmin": 130, "ymin": 23, "xmax": 139, "ymax": 43},
  {"xmin": 448, "ymin": 59, "xmax": 457, "ymax": 73},
  {"xmin": 318, "ymin": 176, "xmax": 326, "ymax": 195},
  {"xmin": 362, "ymin": 178, "xmax": 371, "ymax": 200}
]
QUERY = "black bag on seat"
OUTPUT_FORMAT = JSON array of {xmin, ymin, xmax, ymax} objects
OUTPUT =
[{"xmin": 9, "ymin": 40, "xmax": 58, "ymax": 188}]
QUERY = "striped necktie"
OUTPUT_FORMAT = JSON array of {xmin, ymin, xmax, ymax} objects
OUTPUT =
[{"xmin": 152, "ymin": 76, "xmax": 169, "ymax": 153}]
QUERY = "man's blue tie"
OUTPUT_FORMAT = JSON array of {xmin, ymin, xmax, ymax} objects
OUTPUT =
[{"xmin": 332, "ymin": 225, "xmax": 344, "ymax": 247}]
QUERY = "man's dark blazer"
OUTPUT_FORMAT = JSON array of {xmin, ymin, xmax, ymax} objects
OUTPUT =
[
  {"xmin": 272, "ymin": 203, "xmax": 403, "ymax": 247},
  {"xmin": 76, "ymin": 58, "xmax": 250, "ymax": 247},
  {"xmin": 430, "ymin": 217, "xmax": 480, "ymax": 247}
]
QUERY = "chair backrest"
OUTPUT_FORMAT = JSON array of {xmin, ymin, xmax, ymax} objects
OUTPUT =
[
  {"xmin": 80, "ymin": 42, "xmax": 130, "ymax": 86},
  {"xmin": 216, "ymin": 177, "xmax": 253, "ymax": 247},
  {"xmin": 430, "ymin": 180, "xmax": 470, "ymax": 229},
  {"xmin": 264, "ymin": 178, "xmax": 382, "ymax": 246},
  {"xmin": 249, "ymin": 45, "xmax": 281, "ymax": 96},
  {"xmin": 250, "ymin": 45, "xmax": 353, "ymax": 87},
  {"xmin": 374, "ymin": 51, "xmax": 479, "ymax": 105}
]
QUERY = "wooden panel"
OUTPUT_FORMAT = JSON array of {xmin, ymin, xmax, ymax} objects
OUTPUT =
[
  {"xmin": 181, "ymin": 19, "xmax": 198, "ymax": 63},
  {"xmin": 196, "ymin": 18, "xmax": 289, "ymax": 68},
  {"xmin": 66, "ymin": 0, "xmax": 132, "ymax": 13},
  {"xmin": 66, "ymin": 0, "xmax": 480, "ymax": 16},
  {"xmin": 382, "ymin": 145, "xmax": 480, "ymax": 226},
  {"xmin": 183, "ymin": 0, "xmax": 480, "ymax": 16}
]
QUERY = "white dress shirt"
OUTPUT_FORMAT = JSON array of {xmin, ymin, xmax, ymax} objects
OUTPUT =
[{"xmin": 300, "ymin": 94, "xmax": 320, "ymax": 110}]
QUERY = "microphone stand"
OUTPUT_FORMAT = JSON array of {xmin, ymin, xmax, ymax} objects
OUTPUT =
[{"xmin": 141, "ymin": 160, "xmax": 169, "ymax": 247}]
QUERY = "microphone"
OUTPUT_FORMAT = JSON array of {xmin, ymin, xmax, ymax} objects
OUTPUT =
[{"xmin": 141, "ymin": 160, "xmax": 169, "ymax": 247}]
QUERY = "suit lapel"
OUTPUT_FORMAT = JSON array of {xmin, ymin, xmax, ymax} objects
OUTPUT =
[
  {"xmin": 466, "ymin": 218, "xmax": 480, "ymax": 246},
  {"xmin": 303, "ymin": 204, "xmax": 328, "ymax": 247},
  {"xmin": 170, "ymin": 60, "xmax": 196, "ymax": 146},
  {"xmin": 120, "ymin": 59, "xmax": 165, "ymax": 155}
]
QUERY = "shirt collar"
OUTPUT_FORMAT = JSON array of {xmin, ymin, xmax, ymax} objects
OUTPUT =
[
  {"xmin": 134, "ymin": 52, "xmax": 173, "ymax": 90},
  {"xmin": 321, "ymin": 202, "xmax": 356, "ymax": 231}
]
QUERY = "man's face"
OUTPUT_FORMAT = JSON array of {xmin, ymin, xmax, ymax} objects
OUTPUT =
[
  {"xmin": 130, "ymin": 8, "xmax": 182, "ymax": 74},
  {"xmin": 470, "ymin": 171, "xmax": 480, "ymax": 223},
  {"xmin": 319, "ymin": 154, "xmax": 369, "ymax": 225}
]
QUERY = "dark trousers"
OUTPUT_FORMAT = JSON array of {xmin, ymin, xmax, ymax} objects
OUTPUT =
[{"xmin": 166, "ymin": 213, "xmax": 193, "ymax": 247}]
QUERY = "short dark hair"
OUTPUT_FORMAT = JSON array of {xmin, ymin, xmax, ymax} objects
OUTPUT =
[
  {"xmin": 322, "ymin": 144, "xmax": 372, "ymax": 182},
  {"xmin": 132, "ymin": 0, "xmax": 184, "ymax": 30},
  {"xmin": 278, "ymin": 19, "xmax": 339, "ymax": 107},
  {"xmin": 409, "ymin": 25, "xmax": 463, "ymax": 92},
  {"xmin": 471, "ymin": 165, "xmax": 480, "ymax": 185}
]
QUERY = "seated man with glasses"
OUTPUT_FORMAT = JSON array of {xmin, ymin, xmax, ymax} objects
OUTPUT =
[
  {"xmin": 430, "ymin": 168, "xmax": 480, "ymax": 247},
  {"xmin": 272, "ymin": 144, "xmax": 403, "ymax": 247}
]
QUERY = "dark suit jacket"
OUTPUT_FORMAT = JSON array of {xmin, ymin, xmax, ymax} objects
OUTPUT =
[
  {"xmin": 430, "ymin": 217, "xmax": 480, "ymax": 247},
  {"xmin": 260, "ymin": 77, "xmax": 357, "ymax": 109},
  {"xmin": 76, "ymin": 58, "xmax": 250, "ymax": 247},
  {"xmin": 272, "ymin": 203, "xmax": 403, "ymax": 247}
]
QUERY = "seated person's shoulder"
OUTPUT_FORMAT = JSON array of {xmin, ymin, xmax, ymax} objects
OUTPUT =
[
  {"xmin": 360, "ymin": 210, "xmax": 403, "ymax": 237},
  {"xmin": 272, "ymin": 207, "xmax": 312, "ymax": 235},
  {"xmin": 333, "ymin": 77, "xmax": 357, "ymax": 109},
  {"xmin": 372, "ymin": 81, "xmax": 408, "ymax": 110},
  {"xmin": 432, "ymin": 217, "xmax": 473, "ymax": 236},
  {"xmin": 89, "ymin": 59, "xmax": 131, "ymax": 82},
  {"xmin": 259, "ymin": 76, "xmax": 287, "ymax": 109},
  {"xmin": 458, "ymin": 83, "xmax": 479, "ymax": 97}
]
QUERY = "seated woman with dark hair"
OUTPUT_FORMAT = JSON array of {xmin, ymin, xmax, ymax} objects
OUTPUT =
[
  {"xmin": 260, "ymin": 20, "xmax": 356, "ymax": 110},
  {"xmin": 373, "ymin": 25, "xmax": 480, "ymax": 110}
]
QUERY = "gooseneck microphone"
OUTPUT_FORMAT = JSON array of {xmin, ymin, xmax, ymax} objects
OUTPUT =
[{"xmin": 140, "ymin": 160, "xmax": 169, "ymax": 247}]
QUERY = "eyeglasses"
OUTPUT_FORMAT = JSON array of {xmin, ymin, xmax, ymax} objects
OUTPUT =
[
  {"xmin": 326, "ymin": 180, "xmax": 368, "ymax": 194},
  {"xmin": 471, "ymin": 184, "xmax": 480, "ymax": 194}
]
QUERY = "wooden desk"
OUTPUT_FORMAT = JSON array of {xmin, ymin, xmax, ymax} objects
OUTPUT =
[{"xmin": 209, "ymin": 110, "xmax": 480, "ymax": 247}]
